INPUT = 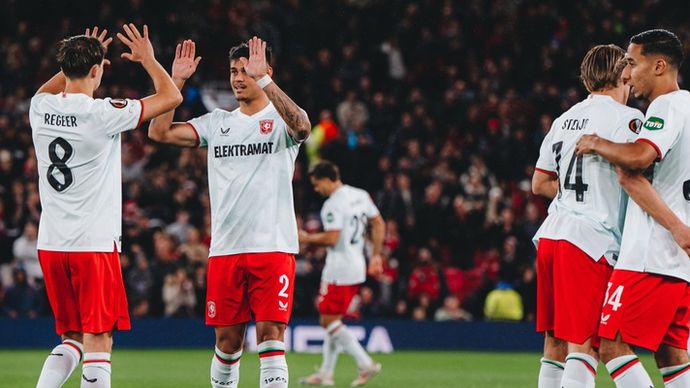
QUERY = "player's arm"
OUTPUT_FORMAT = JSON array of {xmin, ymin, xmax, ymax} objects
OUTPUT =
[
  {"xmin": 367, "ymin": 215, "xmax": 385, "ymax": 276},
  {"xmin": 36, "ymin": 27, "xmax": 112, "ymax": 95},
  {"xmin": 117, "ymin": 24, "xmax": 183, "ymax": 122},
  {"xmin": 576, "ymin": 134, "xmax": 657, "ymax": 171},
  {"xmin": 244, "ymin": 37, "xmax": 311, "ymax": 142},
  {"xmin": 616, "ymin": 167, "xmax": 690, "ymax": 255},
  {"xmin": 532, "ymin": 170, "xmax": 559, "ymax": 199},
  {"xmin": 299, "ymin": 229, "xmax": 340, "ymax": 247},
  {"xmin": 148, "ymin": 40, "xmax": 202, "ymax": 147}
]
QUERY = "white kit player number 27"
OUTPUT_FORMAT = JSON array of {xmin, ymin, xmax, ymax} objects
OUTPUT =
[
  {"xmin": 553, "ymin": 141, "xmax": 589, "ymax": 202},
  {"xmin": 47, "ymin": 137, "xmax": 74, "ymax": 192}
]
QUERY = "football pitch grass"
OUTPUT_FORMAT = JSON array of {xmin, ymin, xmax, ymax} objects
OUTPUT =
[{"xmin": 0, "ymin": 349, "xmax": 663, "ymax": 387}]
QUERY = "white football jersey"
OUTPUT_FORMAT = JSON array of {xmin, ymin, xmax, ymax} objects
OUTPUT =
[
  {"xmin": 188, "ymin": 102, "xmax": 302, "ymax": 256},
  {"xmin": 617, "ymin": 90, "xmax": 690, "ymax": 282},
  {"xmin": 533, "ymin": 95, "xmax": 644, "ymax": 264},
  {"xmin": 29, "ymin": 93, "xmax": 143, "ymax": 252},
  {"xmin": 320, "ymin": 185, "xmax": 380, "ymax": 285}
]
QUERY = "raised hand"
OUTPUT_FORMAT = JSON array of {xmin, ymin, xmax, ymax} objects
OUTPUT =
[
  {"xmin": 172, "ymin": 40, "xmax": 202, "ymax": 82},
  {"xmin": 241, "ymin": 36, "xmax": 269, "ymax": 80},
  {"xmin": 117, "ymin": 23, "xmax": 155, "ymax": 63},
  {"xmin": 85, "ymin": 26, "xmax": 113, "ymax": 50}
]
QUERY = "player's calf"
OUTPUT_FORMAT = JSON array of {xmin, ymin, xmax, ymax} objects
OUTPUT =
[{"xmin": 36, "ymin": 338, "xmax": 83, "ymax": 388}]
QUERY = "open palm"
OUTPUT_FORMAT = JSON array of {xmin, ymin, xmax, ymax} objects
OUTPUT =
[
  {"xmin": 243, "ymin": 36, "xmax": 268, "ymax": 79},
  {"xmin": 172, "ymin": 39, "xmax": 201, "ymax": 81}
]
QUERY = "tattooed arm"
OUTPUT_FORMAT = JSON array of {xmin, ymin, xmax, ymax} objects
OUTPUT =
[{"xmin": 243, "ymin": 36, "xmax": 311, "ymax": 142}]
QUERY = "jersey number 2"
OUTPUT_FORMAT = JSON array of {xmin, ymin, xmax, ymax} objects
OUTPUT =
[{"xmin": 47, "ymin": 137, "xmax": 74, "ymax": 192}]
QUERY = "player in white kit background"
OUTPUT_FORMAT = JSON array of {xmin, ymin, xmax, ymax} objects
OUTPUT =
[
  {"xmin": 297, "ymin": 161, "xmax": 385, "ymax": 387},
  {"xmin": 577, "ymin": 29, "xmax": 690, "ymax": 388},
  {"xmin": 30, "ymin": 24, "xmax": 182, "ymax": 388},
  {"xmin": 147, "ymin": 37, "xmax": 310, "ymax": 388},
  {"xmin": 531, "ymin": 44, "xmax": 644, "ymax": 388}
]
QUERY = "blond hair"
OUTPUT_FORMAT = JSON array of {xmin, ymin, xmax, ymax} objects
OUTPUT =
[{"xmin": 580, "ymin": 44, "xmax": 627, "ymax": 93}]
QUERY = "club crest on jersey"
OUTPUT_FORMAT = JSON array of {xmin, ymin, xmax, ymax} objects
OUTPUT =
[
  {"xmin": 628, "ymin": 118, "xmax": 643, "ymax": 134},
  {"xmin": 644, "ymin": 116, "xmax": 664, "ymax": 130},
  {"xmin": 109, "ymin": 98, "xmax": 128, "ymax": 109},
  {"xmin": 207, "ymin": 301, "xmax": 217, "ymax": 318},
  {"xmin": 259, "ymin": 119, "xmax": 274, "ymax": 135}
]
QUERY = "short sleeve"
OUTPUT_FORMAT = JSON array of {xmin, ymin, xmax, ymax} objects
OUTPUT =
[
  {"xmin": 636, "ymin": 97, "xmax": 679, "ymax": 160},
  {"xmin": 29, "ymin": 93, "xmax": 50, "ymax": 128},
  {"xmin": 320, "ymin": 200, "xmax": 345, "ymax": 231},
  {"xmin": 363, "ymin": 192, "xmax": 380, "ymax": 219},
  {"xmin": 611, "ymin": 108, "xmax": 645, "ymax": 144},
  {"xmin": 100, "ymin": 98, "xmax": 143, "ymax": 136},
  {"xmin": 187, "ymin": 111, "xmax": 213, "ymax": 148},
  {"xmin": 534, "ymin": 124, "xmax": 557, "ymax": 176}
]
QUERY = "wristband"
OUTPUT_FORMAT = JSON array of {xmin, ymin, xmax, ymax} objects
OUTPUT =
[{"xmin": 256, "ymin": 75, "xmax": 273, "ymax": 89}]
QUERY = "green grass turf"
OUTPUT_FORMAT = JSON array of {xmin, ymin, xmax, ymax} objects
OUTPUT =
[{"xmin": 0, "ymin": 349, "xmax": 664, "ymax": 387}]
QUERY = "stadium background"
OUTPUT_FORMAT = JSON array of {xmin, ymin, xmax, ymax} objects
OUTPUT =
[{"xmin": 0, "ymin": 0, "xmax": 688, "ymax": 386}]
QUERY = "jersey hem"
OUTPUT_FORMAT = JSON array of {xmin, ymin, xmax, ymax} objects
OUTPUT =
[
  {"xmin": 209, "ymin": 247, "xmax": 299, "ymax": 257},
  {"xmin": 37, "ymin": 245, "xmax": 119, "ymax": 252},
  {"xmin": 187, "ymin": 121, "xmax": 201, "ymax": 147},
  {"xmin": 136, "ymin": 100, "xmax": 145, "ymax": 129},
  {"xmin": 613, "ymin": 265, "xmax": 690, "ymax": 284}
]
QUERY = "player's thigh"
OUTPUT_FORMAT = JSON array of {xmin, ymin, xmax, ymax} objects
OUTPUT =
[
  {"xmin": 317, "ymin": 282, "xmax": 360, "ymax": 317},
  {"xmin": 599, "ymin": 270, "xmax": 688, "ymax": 352},
  {"xmin": 536, "ymin": 238, "xmax": 558, "ymax": 333},
  {"xmin": 552, "ymin": 240, "xmax": 612, "ymax": 344},
  {"xmin": 206, "ymin": 255, "xmax": 251, "ymax": 326},
  {"xmin": 247, "ymin": 252, "xmax": 296, "ymax": 323},
  {"xmin": 38, "ymin": 250, "xmax": 81, "ymax": 334},
  {"xmin": 70, "ymin": 250, "xmax": 130, "ymax": 333}
]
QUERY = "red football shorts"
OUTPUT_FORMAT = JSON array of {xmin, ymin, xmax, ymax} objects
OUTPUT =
[
  {"xmin": 536, "ymin": 238, "xmax": 613, "ymax": 346},
  {"xmin": 598, "ymin": 269, "xmax": 690, "ymax": 351},
  {"xmin": 38, "ymin": 249, "xmax": 130, "ymax": 336},
  {"xmin": 206, "ymin": 252, "xmax": 295, "ymax": 326},
  {"xmin": 317, "ymin": 283, "xmax": 360, "ymax": 315}
]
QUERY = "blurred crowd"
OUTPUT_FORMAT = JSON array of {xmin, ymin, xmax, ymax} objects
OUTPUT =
[{"xmin": 1, "ymin": 0, "xmax": 689, "ymax": 323}]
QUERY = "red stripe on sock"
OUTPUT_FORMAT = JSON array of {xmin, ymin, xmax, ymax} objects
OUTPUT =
[
  {"xmin": 215, "ymin": 354, "xmax": 241, "ymax": 365},
  {"xmin": 664, "ymin": 365, "xmax": 690, "ymax": 383},
  {"xmin": 611, "ymin": 359, "xmax": 639, "ymax": 380},
  {"xmin": 83, "ymin": 359, "xmax": 111, "ymax": 364},
  {"xmin": 577, "ymin": 359, "xmax": 597, "ymax": 376},
  {"xmin": 63, "ymin": 342, "xmax": 82, "ymax": 360},
  {"xmin": 259, "ymin": 350, "xmax": 285, "ymax": 358}
]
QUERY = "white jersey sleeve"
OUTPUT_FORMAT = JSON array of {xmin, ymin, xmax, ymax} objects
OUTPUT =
[
  {"xmin": 99, "ymin": 98, "xmax": 143, "ymax": 136},
  {"xmin": 187, "ymin": 111, "xmax": 214, "ymax": 147},
  {"xmin": 612, "ymin": 110, "xmax": 645, "ymax": 143},
  {"xmin": 364, "ymin": 192, "xmax": 380, "ymax": 219},
  {"xmin": 321, "ymin": 198, "xmax": 346, "ymax": 231},
  {"xmin": 535, "ymin": 124, "xmax": 557, "ymax": 175},
  {"xmin": 636, "ymin": 97, "xmax": 679, "ymax": 160}
]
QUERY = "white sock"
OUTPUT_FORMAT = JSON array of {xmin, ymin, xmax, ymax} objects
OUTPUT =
[
  {"xmin": 319, "ymin": 330, "xmax": 339, "ymax": 377},
  {"xmin": 211, "ymin": 346, "xmax": 242, "ymax": 388},
  {"xmin": 328, "ymin": 320, "xmax": 373, "ymax": 370},
  {"xmin": 538, "ymin": 358, "xmax": 564, "ymax": 388},
  {"xmin": 660, "ymin": 362, "xmax": 690, "ymax": 387},
  {"xmin": 36, "ymin": 339, "xmax": 83, "ymax": 388},
  {"xmin": 258, "ymin": 340, "xmax": 288, "ymax": 388},
  {"xmin": 562, "ymin": 353, "xmax": 597, "ymax": 388},
  {"xmin": 606, "ymin": 355, "xmax": 654, "ymax": 388},
  {"xmin": 80, "ymin": 352, "xmax": 111, "ymax": 388}
]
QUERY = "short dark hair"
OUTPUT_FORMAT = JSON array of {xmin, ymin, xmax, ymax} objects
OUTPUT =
[
  {"xmin": 56, "ymin": 35, "xmax": 106, "ymax": 78},
  {"xmin": 580, "ymin": 44, "xmax": 627, "ymax": 92},
  {"xmin": 229, "ymin": 41, "xmax": 272, "ymax": 64},
  {"xmin": 630, "ymin": 29, "xmax": 684, "ymax": 68},
  {"xmin": 309, "ymin": 161, "xmax": 340, "ymax": 181}
]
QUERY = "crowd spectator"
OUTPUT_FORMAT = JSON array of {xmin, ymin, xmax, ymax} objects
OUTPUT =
[{"xmin": 2, "ymin": 0, "xmax": 689, "ymax": 322}]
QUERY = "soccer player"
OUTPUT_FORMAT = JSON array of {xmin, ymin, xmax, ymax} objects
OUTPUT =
[
  {"xmin": 532, "ymin": 44, "xmax": 644, "ymax": 388},
  {"xmin": 30, "ymin": 24, "xmax": 182, "ymax": 388},
  {"xmin": 297, "ymin": 161, "xmax": 384, "ymax": 387},
  {"xmin": 576, "ymin": 29, "xmax": 690, "ymax": 388},
  {"xmin": 147, "ymin": 37, "xmax": 310, "ymax": 388}
]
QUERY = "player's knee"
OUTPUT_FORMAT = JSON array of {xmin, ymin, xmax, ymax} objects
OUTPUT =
[
  {"xmin": 256, "ymin": 322, "xmax": 286, "ymax": 343},
  {"xmin": 216, "ymin": 333, "xmax": 244, "ymax": 353},
  {"xmin": 62, "ymin": 331, "xmax": 83, "ymax": 344},
  {"xmin": 654, "ymin": 346, "xmax": 690, "ymax": 368},
  {"xmin": 598, "ymin": 338, "xmax": 629, "ymax": 363}
]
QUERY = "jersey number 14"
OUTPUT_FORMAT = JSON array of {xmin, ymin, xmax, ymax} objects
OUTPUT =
[{"xmin": 553, "ymin": 141, "xmax": 589, "ymax": 202}]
